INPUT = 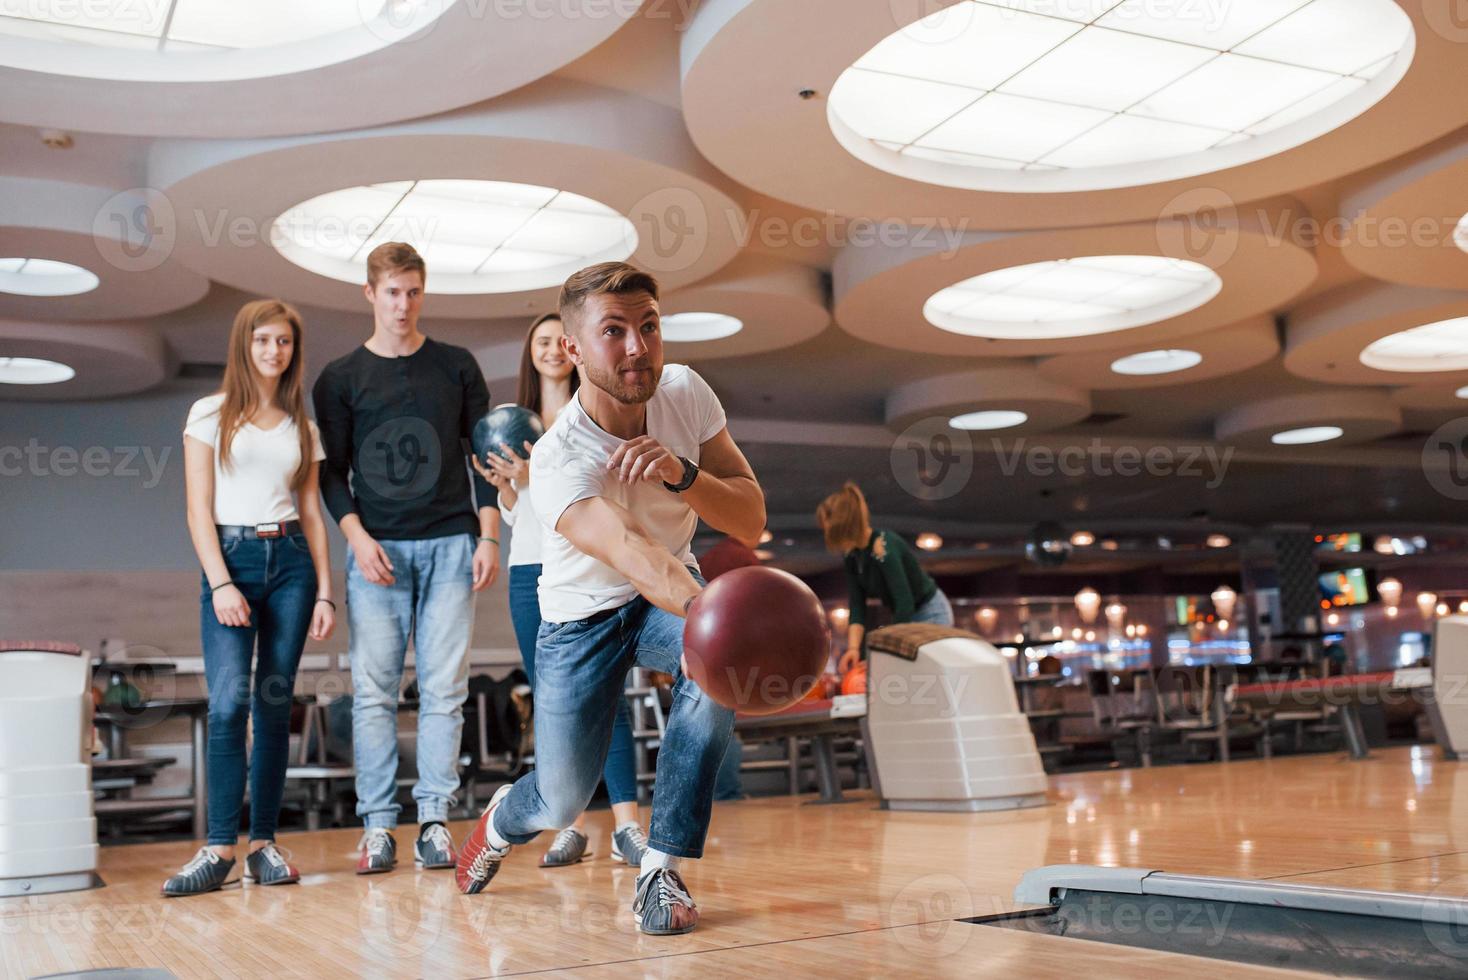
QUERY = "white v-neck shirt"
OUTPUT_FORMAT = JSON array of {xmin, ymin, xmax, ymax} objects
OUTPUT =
[
  {"xmin": 531, "ymin": 364, "xmax": 726, "ymax": 623},
  {"xmin": 184, "ymin": 393, "xmax": 325, "ymax": 526}
]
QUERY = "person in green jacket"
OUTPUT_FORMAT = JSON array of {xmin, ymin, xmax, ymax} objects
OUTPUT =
[{"xmin": 816, "ymin": 481, "xmax": 954, "ymax": 674}]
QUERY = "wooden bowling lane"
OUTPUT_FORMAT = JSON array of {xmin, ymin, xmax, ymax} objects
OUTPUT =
[{"xmin": 1, "ymin": 745, "xmax": 1461, "ymax": 977}]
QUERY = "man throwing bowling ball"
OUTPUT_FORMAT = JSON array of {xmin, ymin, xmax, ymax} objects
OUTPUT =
[{"xmin": 456, "ymin": 262, "xmax": 765, "ymax": 936}]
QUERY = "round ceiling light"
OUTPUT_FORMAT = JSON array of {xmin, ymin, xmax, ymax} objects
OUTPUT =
[
  {"xmin": 925, "ymin": 256, "xmax": 1220, "ymax": 340},
  {"xmin": 661, "ymin": 312, "xmax": 744, "ymax": 342},
  {"xmin": 1359, "ymin": 317, "xmax": 1468, "ymax": 373},
  {"xmin": 0, "ymin": 1, "xmax": 448, "ymax": 81},
  {"xmin": 1272, "ymin": 425, "xmax": 1344, "ymax": 446},
  {"xmin": 0, "ymin": 258, "xmax": 100, "ymax": 297},
  {"xmin": 827, "ymin": 0, "xmax": 1412, "ymax": 192},
  {"xmin": 271, "ymin": 179, "xmax": 637, "ymax": 295},
  {"xmin": 1110, "ymin": 348, "xmax": 1203, "ymax": 376},
  {"xmin": 950, "ymin": 410, "xmax": 1028, "ymax": 430},
  {"xmin": 0, "ymin": 356, "xmax": 76, "ymax": 384}
]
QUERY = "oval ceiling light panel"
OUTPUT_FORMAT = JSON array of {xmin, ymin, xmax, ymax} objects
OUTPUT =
[
  {"xmin": 950, "ymin": 410, "xmax": 1029, "ymax": 430},
  {"xmin": 0, "ymin": 356, "xmax": 76, "ymax": 384},
  {"xmin": 924, "ymin": 255, "xmax": 1221, "ymax": 340},
  {"xmin": 1272, "ymin": 425, "xmax": 1344, "ymax": 445},
  {"xmin": 1110, "ymin": 348, "xmax": 1204, "ymax": 376},
  {"xmin": 661, "ymin": 312, "xmax": 744, "ymax": 342},
  {"xmin": 0, "ymin": 258, "xmax": 100, "ymax": 297},
  {"xmin": 0, "ymin": 0, "xmax": 450, "ymax": 81},
  {"xmin": 827, "ymin": 0, "xmax": 1413, "ymax": 192},
  {"xmin": 1359, "ymin": 316, "xmax": 1468, "ymax": 372},
  {"xmin": 271, "ymin": 179, "xmax": 638, "ymax": 295}
]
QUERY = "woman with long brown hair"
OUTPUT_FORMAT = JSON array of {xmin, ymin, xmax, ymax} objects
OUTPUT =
[
  {"xmin": 164, "ymin": 299, "xmax": 335, "ymax": 896},
  {"xmin": 816, "ymin": 481, "xmax": 954, "ymax": 675},
  {"xmin": 472, "ymin": 312, "xmax": 649, "ymax": 871}
]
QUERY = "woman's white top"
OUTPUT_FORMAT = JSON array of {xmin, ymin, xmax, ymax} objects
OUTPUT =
[
  {"xmin": 500, "ymin": 477, "xmax": 543, "ymax": 568},
  {"xmin": 184, "ymin": 393, "xmax": 325, "ymax": 526}
]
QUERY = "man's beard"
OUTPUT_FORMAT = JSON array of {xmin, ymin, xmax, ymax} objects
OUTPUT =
[{"xmin": 583, "ymin": 358, "xmax": 660, "ymax": 405}]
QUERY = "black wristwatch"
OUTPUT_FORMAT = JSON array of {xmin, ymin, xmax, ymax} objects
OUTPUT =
[{"xmin": 664, "ymin": 455, "xmax": 699, "ymax": 494}]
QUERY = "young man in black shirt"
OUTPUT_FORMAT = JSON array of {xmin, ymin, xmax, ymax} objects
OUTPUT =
[{"xmin": 312, "ymin": 242, "xmax": 501, "ymax": 874}]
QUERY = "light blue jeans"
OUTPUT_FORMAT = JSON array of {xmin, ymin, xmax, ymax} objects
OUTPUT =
[
  {"xmin": 494, "ymin": 569, "xmax": 734, "ymax": 858},
  {"xmin": 347, "ymin": 533, "xmax": 475, "ymax": 828},
  {"xmin": 910, "ymin": 589, "xmax": 955, "ymax": 626}
]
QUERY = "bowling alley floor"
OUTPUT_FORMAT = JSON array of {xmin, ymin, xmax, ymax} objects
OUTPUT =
[{"xmin": 3, "ymin": 745, "xmax": 1463, "ymax": 978}]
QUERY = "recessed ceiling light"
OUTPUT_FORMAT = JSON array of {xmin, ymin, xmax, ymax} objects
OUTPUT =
[
  {"xmin": 925, "ymin": 256, "xmax": 1220, "ymax": 340},
  {"xmin": 950, "ymin": 410, "xmax": 1028, "ymax": 430},
  {"xmin": 1206, "ymin": 534, "xmax": 1232, "ymax": 549},
  {"xmin": 0, "ymin": 356, "xmax": 76, "ymax": 384},
  {"xmin": 915, "ymin": 532, "xmax": 944, "ymax": 551},
  {"xmin": 1110, "ymin": 348, "xmax": 1203, "ymax": 376},
  {"xmin": 661, "ymin": 312, "xmax": 743, "ymax": 342},
  {"xmin": 1272, "ymin": 425, "xmax": 1343, "ymax": 445},
  {"xmin": 1359, "ymin": 317, "xmax": 1468, "ymax": 373},
  {"xmin": 827, "ymin": 0, "xmax": 1411, "ymax": 191},
  {"xmin": 0, "ymin": 258, "xmax": 100, "ymax": 297},
  {"xmin": 0, "ymin": 1, "xmax": 443, "ymax": 77},
  {"xmin": 272, "ymin": 180, "xmax": 637, "ymax": 295},
  {"xmin": 1070, "ymin": 530, "xmax": 1095, "ymax": 547}
]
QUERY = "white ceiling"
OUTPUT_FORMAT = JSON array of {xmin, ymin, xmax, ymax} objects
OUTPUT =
[{"xmin": 3, "ymin": 0, "xmax": 1468, "ymax": 530}]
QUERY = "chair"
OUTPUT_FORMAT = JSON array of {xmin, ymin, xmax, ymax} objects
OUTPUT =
[
  {"xmin": 1085, "ymin": 668, "xmax": 1156, "ymax": 767},
  {"xmin": 1154, "ymin": 664, "xmax": 1268, "ymax": 763}
]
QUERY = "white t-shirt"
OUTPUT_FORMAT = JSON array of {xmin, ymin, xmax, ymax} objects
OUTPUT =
[
  {"xmin": 499, "ymin": 478, "xmax": 543, "ymax": 568},
  {"xmin": 532, "ymin": 364, "xmax": 726, "ymax": 623},
  {"xmin": 184, "ymin": 393, "xmax": 326, "ymax": 526}
]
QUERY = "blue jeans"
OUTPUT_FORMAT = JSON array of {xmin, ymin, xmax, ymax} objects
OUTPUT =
[
  {"xmin": 199, "ymin": 532, "xmax": 314, "ymax": 845},
  {"xmin": 494, "ymin": 572, "xmax": 734, "ymax": 858},
  {"xmin": 509, "ymin": 564, "xmax": 637, "ymax": 806},
  {"xmin": 910, "ymin": 589, "xmax": 955, "ymax": 626},
  {"xmin": 714, "ymin": 735, "xmax": 744, "ymax": 801},
  {"xmin": 348, "ymin": 533, "xmax": 475, "ymax": 828}
]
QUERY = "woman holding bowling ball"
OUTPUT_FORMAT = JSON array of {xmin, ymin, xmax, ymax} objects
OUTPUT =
[
  {"xmin": 817, "ymin": 481, "xmax": 954, "ymax": 676},
  {"xmin": 471, "ymin": 313, "xmax": 650, "ymax": 871}
]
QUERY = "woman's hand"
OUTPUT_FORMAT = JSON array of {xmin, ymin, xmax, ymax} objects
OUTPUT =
[
  {"xmin": 310, "ymin": 600, "xmax": 335, "ymax": 641},
  {"xmin": 471, "ymin": 440, "xmax": 531, "ymax": 487},
  {"xmin": 212, "ymin": 584, "xmax": 251, "ymax": 628},
  {"xmin": 837, "ymin": 648, "xmax": 859, "ymax": 675},
  {"xmin": 470, "ymin": 452, "xmax": 506, "ymax": 489}
]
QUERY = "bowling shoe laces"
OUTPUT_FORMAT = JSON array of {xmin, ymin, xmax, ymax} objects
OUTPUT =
[
  {"xmin": 456, "ymin": 783, "xmax": 513, "ymax": 894},
  {"xmin": 415, "ymin": 823, "xmax": 457, "ymax": 869},
  {"xmin": 632, "ymin": 867, "xmax": 699, "ymax": 936},
  {"xmin": 356, "ymin": 828, "xmax": 397, "ymax": 874},
  {"xmin": 611, "ymin": 824, "xmax": 649, "ymax": 867},
  {"xmin": 540, "ymin": 826, "xmax": 589, "ymax": 867},
  {"xmin": 162, "ymin": 847, "xmax": 235, "ymax": 897},
  {"xmin": 245, "ymin": 842, "xmax": 300, "ymax": 885}
]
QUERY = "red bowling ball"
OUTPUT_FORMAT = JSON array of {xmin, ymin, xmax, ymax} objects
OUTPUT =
[{"xmin": 683, "ymin": 566, "xmax": 830, "ymax": 716}]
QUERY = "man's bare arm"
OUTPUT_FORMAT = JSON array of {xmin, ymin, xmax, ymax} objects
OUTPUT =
[
  {"xmin": 678, "ymin": 427, "xmax": 765, "ymax": 542},
  {"xmin": 556, "ymin": 495, "xmax": 702, "ymax": 617}
]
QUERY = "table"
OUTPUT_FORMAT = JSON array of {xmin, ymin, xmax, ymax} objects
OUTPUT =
[
  {"xmin": 93, "ymin": 697, "xmax": 210, "ymax": 836},
  {"xmin": 735, "ymin": 698, "xmax": 867, "ymax": 803}
]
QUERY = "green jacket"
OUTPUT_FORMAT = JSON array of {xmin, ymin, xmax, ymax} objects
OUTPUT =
[{"xmin": 843, "ymin": 529, "xmax": 937, "ymax": 627}]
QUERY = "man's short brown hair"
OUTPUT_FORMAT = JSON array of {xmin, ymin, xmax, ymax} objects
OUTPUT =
[
  {"xmin": 366, "ymin": 242, "xmax": 426, "ymax": 289},
  {"xmin": 558, "ymin": 262, "xmax": 660, "ymax": 333}
]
